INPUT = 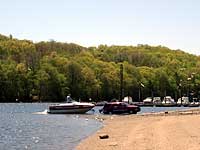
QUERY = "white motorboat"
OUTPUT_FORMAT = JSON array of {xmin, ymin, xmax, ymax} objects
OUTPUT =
[
  {"xmin": 143, "ymin": 97, "xmax": 153, "ymax": 106},
  {"xmin": 188, "ymin": 98, "xmax": 200, "ymax": 107},
  {"xmin": 161, "ymin": 96, "xmax": 176, "ymax": 107},
  {"xmin": 153, "ymin": 97, "xmax": 162, "ymax": 105},
  {"xmin": 48, "ymin": 101, "xmax": 95, "ymax": 114},
  {"xmin": 143, "ymin": 97, "xmax": 153, "ymax": 103},
  {"xmin": 123, "ymin": 96, "xmax": 133, "ymax": 103},
  {"xmin": 177, "ymin": 96, "xmax": 190, "ymax": 106}
]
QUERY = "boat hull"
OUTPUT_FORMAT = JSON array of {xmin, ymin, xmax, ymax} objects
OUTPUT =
[{"xmin": 48, "ymin": 105, "xmax": 94, "ymax": 114}]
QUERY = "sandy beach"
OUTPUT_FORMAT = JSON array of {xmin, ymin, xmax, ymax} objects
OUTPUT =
[{"xmin": 77, "ymin": 109, "xmax": 200, "ymax": 150}]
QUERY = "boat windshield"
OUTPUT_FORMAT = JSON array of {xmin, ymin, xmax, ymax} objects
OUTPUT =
[{"xmin": 66, "ymin": 96, "xmax": 75, "ymax": 103}]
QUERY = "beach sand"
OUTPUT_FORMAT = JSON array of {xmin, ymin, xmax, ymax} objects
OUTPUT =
[{"xmin": 77, "ymin": 109, "xmax": 200, "ymax": 150}]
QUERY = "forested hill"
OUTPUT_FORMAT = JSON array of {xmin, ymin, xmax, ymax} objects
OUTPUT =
[{"xmin": 0, "ymin": 34, "xmax": 200, "ymax": 102}]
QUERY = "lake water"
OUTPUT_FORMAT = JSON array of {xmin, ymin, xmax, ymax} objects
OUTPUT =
[
  {"xmin": 138, "ymin": 106, "xmax": 194, "ymax": 114},
  {"xmin": 0, "ymin": 103, "xmax": 102, "ymax": 150},
  {"xmin": 0, "ymin": 103, "xmax": 195, "ymax": 150}
]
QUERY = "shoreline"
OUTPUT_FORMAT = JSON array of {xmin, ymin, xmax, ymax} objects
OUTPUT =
[{"xmin": 77, "ymin": 108, "xmax": 200, "ymax": 150}]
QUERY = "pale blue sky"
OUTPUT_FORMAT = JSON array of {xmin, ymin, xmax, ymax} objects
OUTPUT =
[{"xmin": 0, "ymin": 0, "xmax": 200, "ymax": 55}]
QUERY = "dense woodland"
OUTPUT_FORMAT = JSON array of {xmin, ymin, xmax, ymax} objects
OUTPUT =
[{"xmin": 1, "ymin": 34, "xmax": 200, "ymax": 102}]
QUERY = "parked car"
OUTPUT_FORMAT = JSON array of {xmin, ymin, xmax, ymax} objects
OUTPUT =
[{"xmin": 99, "ymin": 102, "xmax": 140, "ymax": 114}]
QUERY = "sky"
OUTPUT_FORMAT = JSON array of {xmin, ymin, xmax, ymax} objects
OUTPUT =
[{"xmin": 0, "ymin": 0, "xmax": 200, "ymax": 55}]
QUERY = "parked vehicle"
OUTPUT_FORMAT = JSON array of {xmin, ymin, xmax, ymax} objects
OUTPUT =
[{"xmin": 99, "ymin": 102, "xmax": 140, "ymax": 114}]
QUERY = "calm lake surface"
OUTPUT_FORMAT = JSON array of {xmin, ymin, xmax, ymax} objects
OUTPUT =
[
  {"xmin": 138, "ymin": 106, "xmax": 194, "ymax": 114},
  {"xmin": 0, "ymin": 103, "xmax": 102, "ymax": 150},
  {"xmin": 0, "ymin": 103, "xmax": 195, "ymax": 150}
]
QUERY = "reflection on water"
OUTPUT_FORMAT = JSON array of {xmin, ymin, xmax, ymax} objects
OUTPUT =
[
  {"xmin": 33, "ymin": 109, "xmax": 48, "ymax": 115},
  {"xmin": 0, "ymin": 103, "xmax": 102, "ymax": 150}
]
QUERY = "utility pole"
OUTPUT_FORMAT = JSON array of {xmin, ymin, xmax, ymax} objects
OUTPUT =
[
  {"xmin": 187, "ymin": 77, "xmax": 191, "ymax": 101},
  {"xmin": 179, "ymin": 81, "xmax": 182, "ymax": 105},
  {"xmin": 120, "ymin": 63, "xmax": 123, "ymax": 101},
  {"xmin": 139, "ymin": 84, "xmax": 141, "ymax": 102}
]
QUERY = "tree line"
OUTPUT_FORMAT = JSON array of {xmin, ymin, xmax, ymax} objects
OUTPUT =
[{"xmin": 0, "ymin": 34, "xmax": 200, "ymax": 102}]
